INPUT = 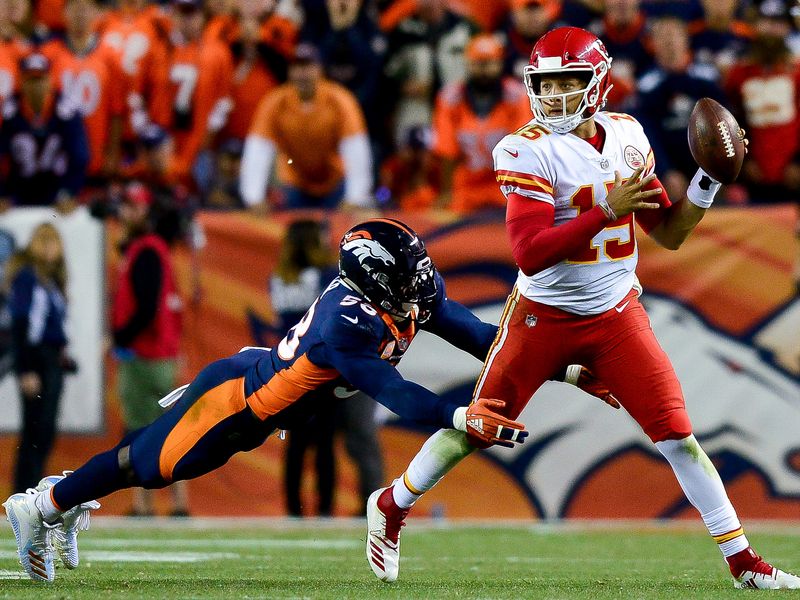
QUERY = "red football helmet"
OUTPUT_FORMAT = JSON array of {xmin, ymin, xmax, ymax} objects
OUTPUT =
[{"xmin": 523, "ymin": 26, "xmax": 614, "ymax": 133}]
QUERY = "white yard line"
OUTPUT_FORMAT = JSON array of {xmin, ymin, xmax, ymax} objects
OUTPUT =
[
  {"xmin": 0, "ymin": 549, "xmax": 240, "ymax": 563},
  {"xmin": 0, "ymin": 569, "xmax": 27, "ymax": 579},
  {"xmin": 72, "ymin": 539, "xmax": 359, "ymax": 549}
]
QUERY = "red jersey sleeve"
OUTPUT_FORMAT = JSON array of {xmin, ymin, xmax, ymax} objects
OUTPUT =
[
  {"xmin": 632, "ymin": 176, "xmax": 672, "ymax": 234},
  {"xmin": 506, "ymin": 192, "xmax": 609, "ymax": 275}
]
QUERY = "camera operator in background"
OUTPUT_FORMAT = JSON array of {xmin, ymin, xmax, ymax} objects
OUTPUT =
[{"xmin": 111, "ymin": 182, "xmax": 189, "ymax": 517}]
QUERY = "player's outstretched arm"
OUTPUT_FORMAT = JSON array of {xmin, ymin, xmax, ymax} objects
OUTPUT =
[
  {"xmin": 421, "ymin": 273, "xmax": 497, "ymax": 360},
  {"xmin": 647, "ymin": 168, "xmax": 720, "ymax": 250},
  {"xmin": 328, "ymin": 347, "xmax": 528, "ymax": 447}
]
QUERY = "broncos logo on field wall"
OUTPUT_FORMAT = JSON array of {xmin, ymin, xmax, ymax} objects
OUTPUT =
[{"xmin": 342, "ymin": 238, "xmax": 396, "ymax": 266}]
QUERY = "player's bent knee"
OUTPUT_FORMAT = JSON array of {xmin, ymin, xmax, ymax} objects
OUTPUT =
[
  {"xmin": 122, "ymin": 446, "xmax": 172, "ymax": 490},
  {"xmin": 643, "ymin": 408, "xmax": 693, "ymax": 443}
]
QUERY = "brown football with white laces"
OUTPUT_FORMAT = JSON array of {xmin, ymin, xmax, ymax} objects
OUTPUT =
[{"xmin": 687, "ymin": 98, "xmax": 746, "ymax": 184}]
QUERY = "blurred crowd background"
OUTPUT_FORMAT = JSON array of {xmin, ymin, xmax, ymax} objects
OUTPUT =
[{"xmin": 0, "ymin": 0, "xmax": 799, "ymax": 215}]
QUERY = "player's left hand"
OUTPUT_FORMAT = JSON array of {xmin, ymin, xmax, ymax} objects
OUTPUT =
[
  {"xmin": 563, "ymin": 365, "xmax": 620, "ymax": 409},
  {"xmin": 455, "ymin": 398, "xmax": 529, "ymax": 448}
]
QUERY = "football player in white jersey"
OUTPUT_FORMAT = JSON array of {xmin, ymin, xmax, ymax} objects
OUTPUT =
[{"xmin": 365, "ymin": 26, "xmax": 800, "ymax": 590}]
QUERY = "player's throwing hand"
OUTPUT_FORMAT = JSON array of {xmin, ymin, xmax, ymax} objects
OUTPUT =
[{"xmin": 605, "ymin": 166, "xmax": 662, "ymax": 218}]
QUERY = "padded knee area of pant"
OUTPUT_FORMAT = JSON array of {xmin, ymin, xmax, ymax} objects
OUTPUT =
[{"xmin": 643, "ymin": 407, "xmax": 693, "ymax": 443}]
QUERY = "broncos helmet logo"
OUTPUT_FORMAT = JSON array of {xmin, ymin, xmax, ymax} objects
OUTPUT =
[{"xmin": 342, "ymin": 238, "xmax": 396, "ymax": 267}]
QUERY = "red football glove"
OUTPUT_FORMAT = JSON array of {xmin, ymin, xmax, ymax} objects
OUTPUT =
[
  {"xmin": 454, "ymin": 398, "xmax": 529, "ymax": 449},
  {"xmin": 563, "ymin": 365, "xmax": 620, "ymax": 409}
]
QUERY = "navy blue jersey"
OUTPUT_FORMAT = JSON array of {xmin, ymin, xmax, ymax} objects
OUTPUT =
[
  {"xmin": 0, "ymin": 94, "xmax": 89, "ymax": 206},
  {"xmin": 8, "ymin": 266, "xmax": 68, "ymax": 373},
  {"xmin": 243, "ymin": 276, "xmax": 496, "ymax": 431},
  {"xmin": 635, "ymin": 63, "xmax": 726, "ymax": 177}
]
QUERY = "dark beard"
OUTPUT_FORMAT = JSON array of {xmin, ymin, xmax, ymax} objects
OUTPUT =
[
  {"xmin": 466, "ymin": 78, "xmax": 503, "ymax": 116},
  {"xmin": 752, "ymin": 35, "xmax": 789, "ymax": 65}
]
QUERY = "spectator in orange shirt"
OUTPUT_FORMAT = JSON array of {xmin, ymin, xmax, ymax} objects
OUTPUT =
[
  {"xmin": 130, "ymin": 0, "xmax": 234, "ymax": 187},
  {"xmin": 240, "ymin": 43, "xmax": 373, "ymax": 210},
  {"xmin": 432, "ymin": 33, "xmax": 530, "ymax": 213},
  {"xmin": 0, "ymin": 0, "xmax": 33, "ymax": 107},
  {"xmin": 223, "ymin": 0, "xmax": 297, "ymax": 143},
  {"xmin": 203, "ymin": 0, "xmax": 237, "ymax": 44},
  {"xmin": 42, "ymin": 0, "xmax": 125, "ymax": 181},
  {"xmin": 35, "ymin": 0, "xmax": 66, "ymax": 37},
  {"xmin": 98, "ymin": 0, "xmax": 172, "ymax": 145}
]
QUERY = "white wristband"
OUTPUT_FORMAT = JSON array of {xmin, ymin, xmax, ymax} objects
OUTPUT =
[
  {"xmin": 597, "ymin": 199, "xmax": 617, "ymax": 221},
  {"xmin": 452, "ymin": 406, "xmax": 467, "ymax": 432},
  {"xmin": 686, "ymin": 168, "xmax": 721, "ymax": 209},
  {"xmin": 563, "ymin": 364, "xmax": 582, "ymax": 386}
]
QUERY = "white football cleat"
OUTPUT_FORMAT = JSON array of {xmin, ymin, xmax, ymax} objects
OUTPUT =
[
  {"xmin": 729, "ymin": 547, "xmax": 800, "ymax": 589},
  {"xmin": 2, "ymin": 490, "xmax": 54, "ymax": 582},
  {"xmin": 734, "ymin": 567, "xmax": 800, "ymax": 589},
  {"xmin": 366, "ymin": 486, "xmax": 408, "ymax": 582},
  {"xmin": 36, "ymin": 473, "xmax": 100, "ymax": 569}
]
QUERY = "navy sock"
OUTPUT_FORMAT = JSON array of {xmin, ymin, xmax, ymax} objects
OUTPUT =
[{"xmin": 52, "ymin": 431, "xmax": 142, "ymax": 511}]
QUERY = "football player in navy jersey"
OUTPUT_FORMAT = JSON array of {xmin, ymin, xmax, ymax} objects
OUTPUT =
[{"xmin": 3, "ymin": 218, "xmax": 611, "ymax": 582}]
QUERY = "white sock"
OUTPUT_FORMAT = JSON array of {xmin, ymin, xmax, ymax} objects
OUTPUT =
[
  {"xmin": 33, "ymin": 489, "xmax": 64, "ymax": 524},
  {"xmin": 391, "ymin": 429, "xmax": 474, "ymax": 509},
  {"xmin": 656, "ymin": 435, "xmax": 749, "ymax": 557}
]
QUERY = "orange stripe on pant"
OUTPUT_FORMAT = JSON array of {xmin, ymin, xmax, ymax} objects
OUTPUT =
[
  {"xmin": 158, "ymin": 377, "xmax": 246, "ymax": 482},
  {"xmin": 246, "ymin": 354, "xmax": 339, "ymax": 420}
]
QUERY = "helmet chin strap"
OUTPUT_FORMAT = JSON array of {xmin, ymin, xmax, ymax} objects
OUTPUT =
[
  {"xmin": 341, "ymin": 275, "xmax": 415, "ymax": 320},
  {"xmin": 340, "ymin": 276, "xmax": 362, "ymax": 295}
]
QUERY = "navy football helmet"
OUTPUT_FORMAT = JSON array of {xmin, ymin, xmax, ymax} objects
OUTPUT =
[{"xmin": 339, "ymin": 219, "xmax": 437, "ymax": 320}]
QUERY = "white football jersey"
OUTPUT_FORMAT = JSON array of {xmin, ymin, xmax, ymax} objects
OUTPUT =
[{"xmin": 492, "ymin": 111, "xmax": 657, "ymax": 315}]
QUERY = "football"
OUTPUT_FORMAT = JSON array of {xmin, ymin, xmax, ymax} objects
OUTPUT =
[{"xmin": 687, "ymin": 98, "xmax": 746, "ymax": 184}]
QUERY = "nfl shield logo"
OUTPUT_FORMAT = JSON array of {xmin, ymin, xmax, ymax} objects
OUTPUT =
[{"xmin": 525, "ymin": 314, "xmax": 537, "ymax": 328}]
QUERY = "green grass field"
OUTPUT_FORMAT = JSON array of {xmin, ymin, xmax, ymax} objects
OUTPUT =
[{"xmin": 1, "ymin": 519, "xmax": 798, "ymax": 599}]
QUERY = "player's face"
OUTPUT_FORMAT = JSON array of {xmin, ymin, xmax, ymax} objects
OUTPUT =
[
  {"xmin": 119, "ymin": 200, "xmax": 149, "ymax": 229},
  {"xmin": 238, "ymin": 0, "xmax": 276, "ymax": 19},
  {"xmin": 467, "ymin": 58, "xmax": 503, "ymax": 85},
  {"xmin": 0, "ymin": 0, "xmax": 29, "ymax": 33},
  {"xmin": 604, "ymin": 0, "xmax": 639, "ymax": 25},
  {"xmin": 755, "ymin": 15, "xmax": 791, "ymax": 40},
  {"xmin": 20, "ymin": 73, "xmax": 51, "ymax": 109},
  {"xmin": 175, "ymin": 6, "xmax": 205, "ymax": 40},
  {"xmin": 289, "ymin": 61, "xmax": 321, "ymax": 98},
  {"xmin": 65, "ymin": 0, "xmax": 96, "ymax": 36},
  {"xmin": 29, "ymin": 225, "xmax": 63, "ymax": 265},
  {"xmin": 651, "ymin": 18, "xmax": 689, "ymax": 71},
  {"xmin": 511, "ymin": 3, "xmax": 550, "ymax": 38},
  {"xmin": 205, "ymin": 0, "xmax": 233, "ymax": 15},
  {"xmin": 700, "ymin": 0, "xmax": 735, "ymax": 23},
  {"xmin": 538, "ymin": 74, "xmax": 587, "ymax": 117}
]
